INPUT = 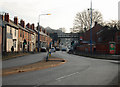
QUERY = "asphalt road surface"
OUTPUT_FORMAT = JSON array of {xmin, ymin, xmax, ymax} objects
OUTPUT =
[{"xmin": 2, "ymin": 51, "xmax": 119, "ymax": 86}]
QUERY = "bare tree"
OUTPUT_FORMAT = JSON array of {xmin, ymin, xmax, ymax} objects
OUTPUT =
[
  {"xmin": 73, "ymin": 9, "xmax": 103, "ymax": 32},
  {"xmin": 105, "ymin": 20, "xmax": 120, "ymax": 29}
]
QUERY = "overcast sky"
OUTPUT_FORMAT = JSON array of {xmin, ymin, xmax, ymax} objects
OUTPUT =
[{"xmin": 0, "ymin": 0, "xmax": 119, "ymax": 32}]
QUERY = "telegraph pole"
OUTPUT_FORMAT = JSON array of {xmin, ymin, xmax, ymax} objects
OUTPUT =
[
  {"xmin": 90, "ymin": 0, "xmax": 93, "ymax": 54},
  {"xmin": 37, "ymin": 22, "xmax": 40, "ymax": 52}
]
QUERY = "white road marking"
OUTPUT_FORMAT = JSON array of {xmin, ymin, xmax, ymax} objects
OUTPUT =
[{"xmin": 56, "ymin": 72, "xmax": 80, "ymax": 81}]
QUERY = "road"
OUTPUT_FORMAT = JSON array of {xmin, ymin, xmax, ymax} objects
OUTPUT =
[{"xmin": 2, "ymin": 51, "xmax": 119, "ymax": 86}]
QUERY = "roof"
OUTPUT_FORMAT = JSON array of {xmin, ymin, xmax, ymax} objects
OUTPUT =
[
  {"xmin": 9, "ymin": 20, "xmax": 19, "ymax": 29},
  {"xmin": 0, "ymin": 16, "xmax": 18, "ymax": 29},
  {"xmin": 18, "ymin": 24, "xmax": 29, "ymax": 32}
]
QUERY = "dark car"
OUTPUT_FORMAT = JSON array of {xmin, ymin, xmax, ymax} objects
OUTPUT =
[
  {"xmin": 41, "ymin": 47, "xmax": 47, "ymax": 52},
  {"xmin": 61, "ymin": 48, "xmax": 67, "ymax": 51},
  {"xmin": 56, "ymin": 47, "xmax": 60, "ymax": 51}
]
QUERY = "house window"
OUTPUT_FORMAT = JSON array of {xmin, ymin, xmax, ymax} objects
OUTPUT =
[
  {"xmin": 20, "ymin": 30, "xmax": 22, "ymax": 37},
  {"xmin": 10, "ymin": 27, "xmax": 12, "ymax": 35},
  {"xmin": 15, "ymin": 30, "xmax": 16, "ymax": 36},
  {"xmin": 20, "ymin": 42, "xmax": 22, "ymax": 48},
  {"xmin": 23, "ymin": 32, "xmax": 24, "ymax": 38},
  {"xmin": 25, "ymin": 32, "xmax": 27, "ymax": 39}
]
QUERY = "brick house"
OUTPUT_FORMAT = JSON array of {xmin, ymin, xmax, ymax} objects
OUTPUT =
[
  {"xmin": 83, "ymin": 22, "xmax": 103, "ymax": 44},
  {"xmin": 95, "ymin": 26, "xmax": 119, "ymax": 54},
  {"xmin": 115, "ymin": 31, "xmax": 120, "ymax": 54},
  {"xmin": 47, "ymin": 33, "xmax": 52, "ymax": 48},
  {"xmin": 36, "ymin": 26, "xmax": 52, "ymax": 50},
  {"xmin": 77, "ymin": 22, "xmax": 120, "ymax": 54},
  {"xmin": 2, "ymin": 13, "xmax": 19, "ymax": 52},
  {"xmin": 17, "ymin": 19, "xmax": 29, "ymax": 52},
  {"xmin": 0, "ymin": 13, "xmax": 53, "ymax": 53},
  {"xmin": 26, "ymin": 23, "xmax": 36, "ymax": 52}
]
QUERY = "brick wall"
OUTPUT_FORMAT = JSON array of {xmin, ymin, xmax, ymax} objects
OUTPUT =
[
  {"xmin": 83, "ymin": 24, "xmax": 103, "ymax": 42},
  {"xmin": 116, "ymin": 43, "xmax": 120, "ymax": 54},
  {"xmin": 96, "ymin": 43, "xmax": 109, "ymax": 54}
]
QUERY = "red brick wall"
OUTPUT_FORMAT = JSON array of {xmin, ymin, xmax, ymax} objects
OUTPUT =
[
  {"xmin": 116, "ymin": 44, "xmax": 120, "ymax": 54},
  {"xmin": 115, "ymin": 32, "xmax": 120, "ymax": 43},
  {"xmin": 96, "ymin": 43, "xmax": 109, "ymax": 54},
  {"xmin": 83, "ymin": 24, "xmax": 103, "ymax": 42},
  {"xmin": 76, "ymin": 45, "xmax": 93, "ymax": 52}
]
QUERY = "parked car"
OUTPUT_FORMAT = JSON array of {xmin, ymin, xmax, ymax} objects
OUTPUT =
[
  {"xmin": 61, "ymin": 48, "xmax": 67, "ymax": 51},
  {"xmin": 51, "ymin": 47, "xmax": 56, "ymax": 52},
  {"xmin": 56, "ymin": 47, "xmax": 60, "ymax": 51},
  {"xmin": 41, "ymin": 47, "xmax": 47, "ymax": 52}
]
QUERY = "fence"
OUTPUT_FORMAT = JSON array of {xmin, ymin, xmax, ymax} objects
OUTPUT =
[{"xmin": 76, "ymin": 43, "xmax": 120, "ymax": 55}]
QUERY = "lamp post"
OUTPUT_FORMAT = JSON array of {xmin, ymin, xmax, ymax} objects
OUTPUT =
[
  {"xmin": 37, "ymin": 14, "xmax": 51, "ymax": 52},
  {"xmin": 88, "ymin": 1, "xmax": 93, "ymax": 54}
]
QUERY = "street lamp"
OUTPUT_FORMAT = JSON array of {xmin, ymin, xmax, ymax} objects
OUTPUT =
[
  {"xmin": 37, "ymin": 14, "xmax": 51, "ymax": 52},
  {"xmin": 88, "ymin": 1, "xmax": 93, "ymax": 54}
]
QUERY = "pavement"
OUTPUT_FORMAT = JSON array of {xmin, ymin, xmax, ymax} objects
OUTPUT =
[
  {"xmin": 2, "ymin": 52, "xmax": 48, "ymax": 69},
  {"xmin": 69, "ymin": 50, "xmax": 120, "ymax": 61},
  {"xmin": 2, "ymin": 52, "xmax": 32, "ymax": 61}
]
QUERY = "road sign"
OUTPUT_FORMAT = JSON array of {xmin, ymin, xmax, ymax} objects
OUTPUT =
[
  {"xmin": 109, "ymin": 42, "xmax": 116, "ymax": 54},
  {"xmin": 80, "ymin": 36, "xmax": 83, "ymax": 40}
]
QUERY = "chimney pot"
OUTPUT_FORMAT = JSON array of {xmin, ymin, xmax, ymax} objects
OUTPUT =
[
  {"xmin": 31, "ymin": 24, "xmax": 34, "ymax": 30},
  {"xmin": 14, "ymin": 17, "xmax": 18, "ymax": 25},
  {"xmin": 26, "ymin": 23, "xmax": 30, "ymax": 28},
  {"xmin": 5, "ymin": 13, "xmax": 9, "ymax": 22},
  {"xmin": 20, "ymin": 19, "xmax": 25, "ymax": 28}
]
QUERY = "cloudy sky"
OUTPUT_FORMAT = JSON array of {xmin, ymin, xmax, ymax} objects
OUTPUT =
[{"xmin": 0, "ymin": 0, "xmax": 119, "ymax": 32}]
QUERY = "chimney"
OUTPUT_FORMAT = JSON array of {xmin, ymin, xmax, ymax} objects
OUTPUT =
[
  {"xmin": 31, "ymin": 23, "xmax": 34, "ymax": 30},
  {"xmin": 5, "ymin": 13, "xmax": 9, "ymax": 22},
  {"xmin": 26, "ymin": 23, "xmax": 30, "ymax": 28},
  {"xmin": 20, "ymin": 19, "xmax": 25, "ymax": 28},
  {"xmin": 14, "ymin": 17, "xmax": 18, "ymax": 25},
  {"xmin": 0, "ymin": 15, "xmax": 4, "ymax": 21},
  {"xmin": 43, "ymin": 29, "xmax": 46, "ymax": 33},
  {"xmin": 20, "ymin": 19, "xmax": 23, "ymax": 27},
  {"xmin": 23, "ymin": 20, "xmax": 25, "ymax": 28}
]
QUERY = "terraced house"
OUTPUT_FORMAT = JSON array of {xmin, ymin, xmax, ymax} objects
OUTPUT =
[
  {"xmin": 37, "ymin": 26, "xmax": 52, "ymax": 50},
  {"xmin": 26, "ymin": 23, "xmax": 36, "ymax": 52},
  {"xmin": 0, "ymin": 13, "xmax": 52, "ymax": 54},
  {"xmin": 2, "ymin": 13, "xmax": 19, "ymax": 52}
]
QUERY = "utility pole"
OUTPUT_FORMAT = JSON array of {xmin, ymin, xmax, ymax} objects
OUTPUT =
[
  {"xmin": 37, "ymin": 22, "xmax": 40, "ymax": 52},
  {"xmin": 37, "ymin": 14, "xmax": 51, "ymax": 52},
  {"xmin": 90, "ymin": 0, "xmax": 93, "ymax": 54}
]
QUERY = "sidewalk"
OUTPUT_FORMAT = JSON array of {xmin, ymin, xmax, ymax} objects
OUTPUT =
[
  {"xmin": 2, "ymin": 52, "xmax": 34, "ymax": 61},
  {"xmin": 2, "ymin": 52, "xmax": 48, "ymax": 69},
  {"xmin": 68, "ymin": 50, "xmax": 120, "ymax": 61},
  {"xmin": 2, "ymin": 57, "xmax": 66, "ymax": 76}
]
